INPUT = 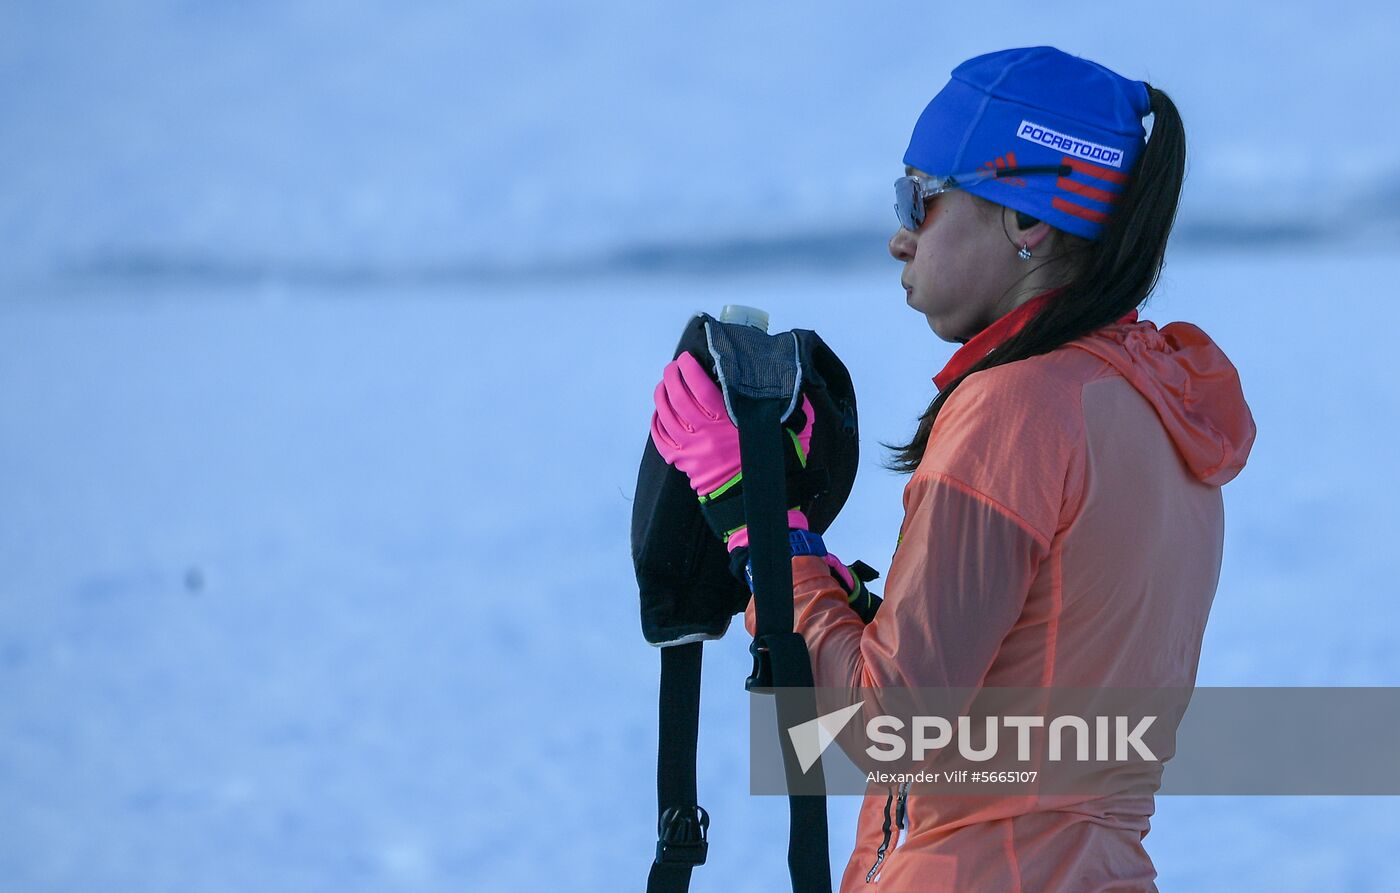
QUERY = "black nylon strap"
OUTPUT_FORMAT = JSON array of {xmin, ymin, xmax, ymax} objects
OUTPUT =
[
  {"xmin": 648, "ymin": 643, "xmax": 707, "ymax": 893},
  {"xmin": 765, "ymin": 632, "xmax": 834, "ymax": 891},
  {"xmin": 733, "ymin": 391, "xmax": 833, "ymax": 893},
  {"xmin": 736, "ymin": 393, "xmax": 795, "ymax": 640}
]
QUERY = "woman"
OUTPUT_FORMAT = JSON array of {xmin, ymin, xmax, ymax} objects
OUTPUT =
[{"xmin": 650, "ymin": 46, "xmax": 1256, "ymax": 891}]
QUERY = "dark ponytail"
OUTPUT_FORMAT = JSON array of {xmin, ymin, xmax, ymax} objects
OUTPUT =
[{"xmin": 882, "ymin": 85, "xmax": 1187, "ymax": 475}]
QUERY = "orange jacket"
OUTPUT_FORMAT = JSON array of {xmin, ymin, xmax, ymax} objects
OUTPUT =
[{"xmin": 746, "ymin": 312, "xmax": 1255, "ymax": 891}]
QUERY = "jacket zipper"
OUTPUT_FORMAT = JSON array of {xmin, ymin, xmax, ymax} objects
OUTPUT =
[
  {"xmin": 864, "ymin": 781, "xmax": 912, "ymax": 884},
  {"xmin": 894, "ymin": 780, "xmax": 910, "ymax": 838},
  {"xmin": 864, "ymin": 789, "xmax": 895, "ymax": 883}
]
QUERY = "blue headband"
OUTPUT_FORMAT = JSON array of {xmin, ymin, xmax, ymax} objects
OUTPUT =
[{"xmin": 903, "ymin": 46, "xmax": 1151, "ymax": 240}]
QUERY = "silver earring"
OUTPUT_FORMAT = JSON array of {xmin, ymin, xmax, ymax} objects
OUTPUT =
[{"xmin": 1017, "ymin": 243, "xmax": 1032, "ymax": 261}]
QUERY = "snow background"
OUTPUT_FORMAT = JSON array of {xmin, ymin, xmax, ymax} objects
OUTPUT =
[{"xmin": 1, "ymin": 2, "xmax": 1398, "ymax": 890}]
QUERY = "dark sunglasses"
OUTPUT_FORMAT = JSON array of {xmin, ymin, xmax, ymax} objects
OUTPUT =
[{"xmin": 894, "ymin": 165, "xmax": 1071, "ymax": 232}]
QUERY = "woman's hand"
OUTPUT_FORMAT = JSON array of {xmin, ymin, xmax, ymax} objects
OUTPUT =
[{"xmin": 650, "ymin": 350, "xmax": 813, "ymax": 548}]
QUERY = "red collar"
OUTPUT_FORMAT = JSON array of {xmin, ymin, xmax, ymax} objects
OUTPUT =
[{"xmin": 932, "ymin": 286, "xmax": 1137, "ymax": 391}]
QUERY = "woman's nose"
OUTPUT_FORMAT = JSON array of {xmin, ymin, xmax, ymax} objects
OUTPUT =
[{"xmin": 889, "ymin": 226, "xmax": 915, "ymax": 262}]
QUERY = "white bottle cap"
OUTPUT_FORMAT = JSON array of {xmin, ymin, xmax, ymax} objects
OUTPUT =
[{"xmin": 719, "ymin": 304, "xmax": 770, "ymax": 332}]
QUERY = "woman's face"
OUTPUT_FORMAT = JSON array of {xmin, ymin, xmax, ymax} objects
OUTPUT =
[{"xmin": 888, "ymin": 166, "xmax": 1024, "ymax": 343}]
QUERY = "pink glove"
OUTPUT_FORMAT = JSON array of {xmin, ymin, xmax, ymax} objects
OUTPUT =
[
  {"xmin": 822, "ymin": 553, "xmax": 855, "ymax": 590},
  {"xmin": 821, "ymin": 552, "xmax": 882, "ymax": 622},
  {"xmin": 650, "ymin": 350, "xmax": 813, "ymax": 550}
]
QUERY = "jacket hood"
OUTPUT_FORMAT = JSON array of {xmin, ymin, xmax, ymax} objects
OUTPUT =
[{"xmin": 1068, "ymin": 318, "xmax": 1256, "ymax": 486}]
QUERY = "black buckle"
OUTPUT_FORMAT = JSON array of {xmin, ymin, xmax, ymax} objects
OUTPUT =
[
  {"xmin": 655, "ymin": 805, "xmax": 710, "ymax": 866},
  {"xmin": 745, "ymin": 640, "xmax": 772, "ymax": 690}
]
